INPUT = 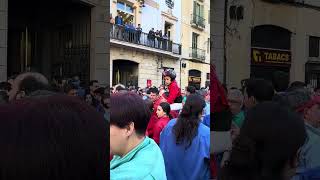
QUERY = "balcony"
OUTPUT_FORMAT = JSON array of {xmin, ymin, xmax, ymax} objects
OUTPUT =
[
  {"xmin": 110, "ymin": 23, "xmax": 181, "ymax": 55},
  {"xmin": 189, "ymin": 47, "xmax": 205, "ymax": 61},
  {"xmin": 190, "ymin": 14, "xmax": 205, "ymax": 29}
]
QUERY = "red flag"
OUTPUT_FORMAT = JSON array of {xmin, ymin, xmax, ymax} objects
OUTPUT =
[{"xmin": 210, "ymin": 64, "xmax": 228, "ymax": 113}]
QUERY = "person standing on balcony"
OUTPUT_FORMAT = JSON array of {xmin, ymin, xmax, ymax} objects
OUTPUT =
[
  {"xmin": 148, "ymin": 28, "xmax": 155, "ymax": 47},
  {"xmin": 155, "ymin": 30, "xmax": 160, "ymax": 48},
  {"xmin": 158, "ymin": 30, "xmax": 163, "ymax": 48},
  {"xmin": 115, "ymin": 14, "xmax": 123, "ymax": 39},
  {"xmin": 162, "ymin": 69, "xmax": 182, "ymax": 104},
  {"xmin": 124, "ymin": 22, "xmax": 130, "ymax": 42},
  {"xmin": 162, "ymin": 33, "xmax": 168, "ymax": 50},
  {"xmin": 136, "ymin": 24, "xmax": 142, "ymax": 44}
]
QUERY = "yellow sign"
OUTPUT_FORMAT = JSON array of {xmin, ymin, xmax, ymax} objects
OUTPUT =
[
  {"xmin": 189, "ymin": 76, "xmax": 201, "ymax": 83},
  {"xmin": 251, "ymin": 48, "xmax": 291, "ymax": 66}
]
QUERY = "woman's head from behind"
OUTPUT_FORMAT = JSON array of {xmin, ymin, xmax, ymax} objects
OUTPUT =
[
  {"xmin": 0, "ymin": 95, "xmax": 108, "ymax": 180},
  {"xmin": 221, "ymin": 102, "xmax": 306, "ymax": 180},
  {"xmin": 110, "ymin": 92, "xmax": 151, "ymax": 157},
  {"xmin": 157, "ymin": 102, "xmax": 171, "ymax": 118},
  {"xmin": 180, "ymin": 94, "xmax": 206, "ymax": 119},
  {"xmin": 173, "ymin": 94, "xmax": 206, "ymax": 148}
]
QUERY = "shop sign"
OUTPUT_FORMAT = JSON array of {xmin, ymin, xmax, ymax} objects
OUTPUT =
[
  {"xmin": 251, "ymin": 48, "xmax": 291, "ymax": 66},
  {"xmin": 188, "ymin": 76, "xmax": 201, "ymax": 83}
]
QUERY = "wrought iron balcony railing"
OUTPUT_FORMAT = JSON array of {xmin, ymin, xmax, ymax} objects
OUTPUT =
[
  {"xmin": 190, "ymin": 14, "xmax": 205, "ymax": 29},
  {"xmin": 110, "ymin": 23, "xmax": 181, "ymax": 55},
  {"xmin": 189, "ymin": 47, "xmax": 206, "ymax": 61}
]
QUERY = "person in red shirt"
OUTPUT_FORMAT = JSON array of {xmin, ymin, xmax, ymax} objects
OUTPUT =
[
  {"xmin": 153, "ymin": 102, "xmax": 172, "ymax": 144},
  {"xmin": 146, "ymin": 87, "xmax": 167, "ymax": 138},
  {"xmin": 162, "ymin": 69, "xmax": 182, "ymax": 104}
]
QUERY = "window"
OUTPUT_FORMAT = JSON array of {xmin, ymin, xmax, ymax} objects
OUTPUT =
[
  {"xmin": 309, "ymin": 36, "xmax": 319, "ymax": 57},
  {"xmin": 192, "ymin": 32, "xmax": 199, "ymax": 49},
  {"xmin": 117, "ymin": 2, "xmax": 125, "ymax": 10},
  {"xmin": 126, "ymin": 5, "xmax": 134, "ymax": 13},
  {"xmin": 207, "ymin": 73, "xmax": 210, "ymax": 80},
  {"xmin": 117, "ymin": 1, "xmax": 134, "ymax": 14}
]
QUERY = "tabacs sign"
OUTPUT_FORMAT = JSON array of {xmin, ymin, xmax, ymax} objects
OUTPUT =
[
  {"xmin": 188, "ymin": 76, "xmax": 201, "ymax": 83},
  {"xmin": 251, "ymin": 48, "xmax": 291, "ymax": 66}
]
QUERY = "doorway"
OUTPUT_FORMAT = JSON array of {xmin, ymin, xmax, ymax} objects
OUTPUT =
[
  {"xmin": 8, "ymin": 0, "xmax": 91, "ymax": 82},
  {"xmin": 113, "ymin": 60, "xmax": 139, "ymax": 87}
]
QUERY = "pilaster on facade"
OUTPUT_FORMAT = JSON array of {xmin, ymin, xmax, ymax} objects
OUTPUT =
[
  {"xmin": 90, "ymin": 1, "xmax": 109, "ymax": 86},
  {"xmin": 211, "ymin": 0, "xmax": 225, "ymax": 83},
  {"xmin": 0, "ymin": 0, "xmax": 7, "ymax": 81}
]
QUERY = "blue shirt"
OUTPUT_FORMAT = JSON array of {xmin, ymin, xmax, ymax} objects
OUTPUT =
[
  {"xmin": 115, "ymin": 16, "xmax": 123, "ymax": 25},
  {"xmin": 110, "ymin": 137, "xmax": 167, "ymax": 180},
  {"xmin": 160, "ymin": 119, "xmax": 210, "ymax": 180},
  {"xmin": 204, "ymin": 102, "xmax": 210, "ymax": 116},
  {"xmin": 202, "ymin": 114, "xmax": 210, "ymax": 128},
  {"xmin": 299, "ymin": 123, "xmax": 320, "ymax": 169}
]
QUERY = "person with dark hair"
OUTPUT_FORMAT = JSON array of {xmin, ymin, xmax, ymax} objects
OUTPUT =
[
  {"xmin": 272, "ymin": 71, "xmax": 289, "ymax": 93},
  {"xmin": 152, "ymin": 102, "xmax": 172, "ymax": 144},
  {"xmin": 219, "ymin": 102, "xmax": 306, "ymax": 180},
  {"xmin": 101, "ymin": 93, "xmax": 110, "ymax": 122},
  {"xmin": 63, "ymin": 83, "xmax": 78, "ymax": 97},
  {"xmin": 160, "ymin": 94, "xmax": 209, "ymax": 180},
  {"xmin": 186, "ymin": 86, "xmax": 196, "ymax": 97},
  {"xmin": 89, "ymin": 80, "xmax": 99, "ymax": 96},
  {"xmin": 146, "ymin": 87, "xmax": 167, "ymax": 139},
  {"xmin": 93, "ymin": 87, "xmax": 105, "ymax": 114},
  {"xmin": 162, "ymin": 69, "xmax": 182, "ymax": 104},
  {"xmin": 244, "ymin": 78, "xmax": 274, "ymax": 110},
  {"xmin": 8, "ymin": 72, "xmax": 53, "ymax": 101},
  {"xmin": 0, "ymin": 95, "xmax": 108, "ymax": 179},
  {"xmin": 110, "ymin": 92, "xmax": 166, "ymax": 179},
  {"xmin": 85, "ymin": 93, "xmax": 93, "ymax": 106}
]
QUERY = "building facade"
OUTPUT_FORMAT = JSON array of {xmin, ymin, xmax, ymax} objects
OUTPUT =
[
  {"xmin": 0, "ymin": 0, "xmax": 109, "ymax": 85},
  {"xmin": 211, "ymin": 0, "xmax": 226, "ymax": 83},
  {"xmin": 225, "ymin": 0, "xmax": 320, "ymax": 88},
  {"xmin": 180, "ymin": 0, "xmax": 210, "ymax": 90},
  {"xmin": 110, "ymin": 0, "xmax": 182, "ymax": 88}
]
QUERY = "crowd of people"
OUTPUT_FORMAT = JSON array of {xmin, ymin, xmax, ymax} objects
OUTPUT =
[
  {"xmin": 211, "ymin": 68, "xmax": 320, "ymax": 180},
  {"xmin": 4, "ymin": 67, "xmax": 319, "ymax": 179},
  {"xmin": 110, "ymin": 69, "xmax": 211, "ymax": 180},
  {"xmin": 0, "ymin": 72, "xmax": 108, "ymax": 179},
  {"xmin": 110, "ymin": 14, "xmax": 171, "ymax": 50},
  {"xmin": 0, "ymin": 73, "xmax": 110, "ymax": 121}
]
